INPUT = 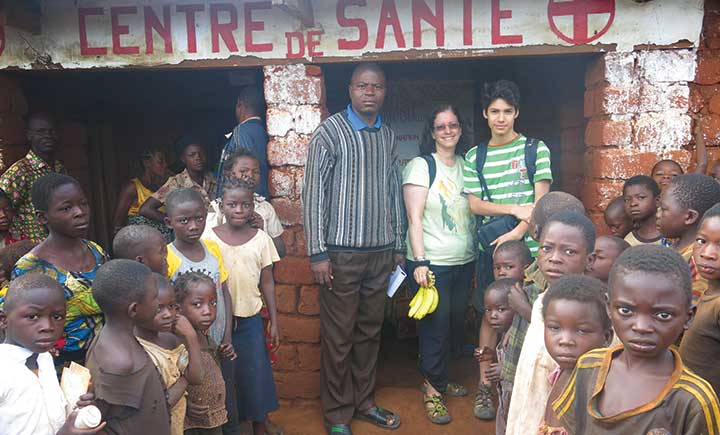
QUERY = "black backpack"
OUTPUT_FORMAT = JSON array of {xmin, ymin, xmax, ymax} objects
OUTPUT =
[{"xmin": 420, "ymin": 154, "xmax": 438, "ymax": 187}]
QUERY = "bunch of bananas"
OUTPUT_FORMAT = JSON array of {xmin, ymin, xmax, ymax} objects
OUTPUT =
[{"xmin": 408, "ymin": 271, "xmax": 439, "ymax": 320}]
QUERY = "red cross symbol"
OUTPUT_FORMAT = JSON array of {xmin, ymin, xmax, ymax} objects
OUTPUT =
[{"xmin": 547, "ymin": 0, "xmax": 615, "ymax": 45}]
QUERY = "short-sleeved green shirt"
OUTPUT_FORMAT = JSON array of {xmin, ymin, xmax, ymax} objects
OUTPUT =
[{"xmin": 463, "ymin": 134, "xmax": 553, "ymax": 255}]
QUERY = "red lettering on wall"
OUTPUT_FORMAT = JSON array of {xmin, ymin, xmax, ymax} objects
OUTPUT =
[
  {"xmin": 210, "ymin": 3, "xmax": 239, "ymax": 53},
  {"xmin": 337, "ymin": 0, "xmax": 368, "ymax": 50},
  {"xmin": 308, "ymin": 30, "xmax": 324, "ymax": 56},
  {"xmin": 463, "ymin": 0, "xmax": 472, "ymax": 45},
  {"xmin": 491, "ymin": 0, "xmax": 522, "ymax": 44},
  {"xmin": 412, "ymin": 0, "xmax": 444, "ymax": 47},
  {"xmin": 286, "ymin": 32, "xmax": 305, "ymax": 58},
  {"xmin": 177, "ymin": 4, "xmax": 203, "ymax": 53},
  {"xmin": 244, "ymin": 2, "xmax": 273, "ymax": 52},
  {"xmin": 376, "ymin": 0, "xmax": 406, "ymax": 49},
  {"xmin": 78, "ymin": 8, "xmax": 107, "ymax": 56},
  {"xmin": 111, "ymin": 6, "xmax": 140, "ymax": 55},
  {"xmin": 144, "ymin": 6, "xmax": 172, "ymax": 54}
]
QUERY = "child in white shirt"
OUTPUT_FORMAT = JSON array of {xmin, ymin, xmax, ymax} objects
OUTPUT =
[{"xmin": 0, "ymin": 272, "xmax": 103, "ymax": 435}]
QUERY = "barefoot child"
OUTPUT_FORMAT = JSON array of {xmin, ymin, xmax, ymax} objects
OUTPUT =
[
  {"xmin": 474, "ymin": 241, "xmax": 531, "ymax": 420},
  {"xmin": 586, "ymin": 235, "xmax": 630, "ymax": 284},
  {"xmin": 12, "ymin": 173, "xmax": 108, "ymax": 366},
  {"xmin": 206, "ymin": 150, "xmax": 285, "ymax": 374},
  {"xmin": 0, "ymin": 273, "xmax": 106, "ymax": 435},
  {"xmin": 135, "ymin": 274, "xmax": 203, "ymax": 435},
  {"xmin": 204, "ymin": 179, "xmax": 281, "ymax": 435},
  {"xmin": 552, "ymin": 245, "xmax": 720, "ymax": 434},
  {"xmin": 87, "ymin": 259, "xmax": 170, "ymax": 434},
  {"xmin": 474, "ymin": 192, "xmax": 585, "ymax": 420},
  {"xmin": 113, "ymin": 225, "xmax": 169, "ymax": 276},
  {"xmin": 680, "ymin": 203, "xmax": 720, "ymax": 394},
  {"xmin": 505, "ymin": 211, "xmax": 597, "ymax": 435},
  {"xmin": 539, "ymin": 275, "xmax": 613, "ymax": 434},
  {"xmin": 622, "ymin": 175, "xmax": 662, "ymax": 246},
  {"xmin": 603, "ymin": 197, "xmax": 632, "ymax": 238},
  {"xmin": 163, "ymin": 188, "xmax": 237, "ymax": 432},
  {"xmin": 175, "ymin": 271, "xmax": 235, "ymax": 435},
  {"xmin": 474, "ymin": 278, "xmax": 518, "ymax": 434},
  {"xmin": 657, "ymin": 173, "xmax": 720, "ymax": 304}
]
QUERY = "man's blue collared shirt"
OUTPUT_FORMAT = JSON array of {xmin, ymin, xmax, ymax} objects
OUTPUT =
[{"xmin": 346, "ymin": 104, "xmax": 382, "ymax": 131}]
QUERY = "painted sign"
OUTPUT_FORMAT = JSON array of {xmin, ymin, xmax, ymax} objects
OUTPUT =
[{"xmin": 0, "ymin": 0, "xmax": 704, "ymax": 69}]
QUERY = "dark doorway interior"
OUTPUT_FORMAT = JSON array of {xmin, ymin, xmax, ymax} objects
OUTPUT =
[{"xmin": 15, "ymin": 67, "xmax": 264, "ymax": 247}]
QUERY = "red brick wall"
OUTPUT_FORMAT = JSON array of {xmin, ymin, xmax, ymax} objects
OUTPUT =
[
  {"xmin": 692, "ymin": 1, "xmax": 720, "ymax": 163},
  {"xmin": 581, "ymin": 48, "xmax": 697, "ymax": 232},
  {"xmin": 263, "ymin": 64, "xmax": 325, "ymax": 400},
  {"xmin": 583, "ymin": 2, "xmax": 720, "ymax": 234}
]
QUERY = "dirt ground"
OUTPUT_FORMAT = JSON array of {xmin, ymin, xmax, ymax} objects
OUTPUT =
[{"xmin": 271, "ymin": 338, "xmax": 496, "ymax": 435}]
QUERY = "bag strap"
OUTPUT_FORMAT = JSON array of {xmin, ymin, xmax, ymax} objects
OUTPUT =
[
  {"xmin": 474, "ymin": 141, "xmax": 492, "ymax": 202},
  {"xmin": 420, "ymin": 154, "xmax": 437, "ymax": 188},
  {"xmin": 524, "ymin": 137, "xmax": 539, "ymax": 185}
]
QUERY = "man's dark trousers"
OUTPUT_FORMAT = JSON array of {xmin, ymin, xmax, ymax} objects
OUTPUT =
[{"xmin": 320, "ymin": 249, "xmax": 393, "ymax": 425}]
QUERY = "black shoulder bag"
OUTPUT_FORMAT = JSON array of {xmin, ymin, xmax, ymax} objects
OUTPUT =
[{"xmin": 474, "ymin": 137, "xmax": 539, "ymax": 252}]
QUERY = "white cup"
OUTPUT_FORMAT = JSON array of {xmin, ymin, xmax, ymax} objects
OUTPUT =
[{"xmin": 74, "ymin": 405, "xmax": 101, "ymax": 429}]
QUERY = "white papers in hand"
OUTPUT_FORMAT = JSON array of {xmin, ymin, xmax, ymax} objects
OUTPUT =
[{"xmin": 387, "ymin": 265, "xmax": 407, "ymax": 298}]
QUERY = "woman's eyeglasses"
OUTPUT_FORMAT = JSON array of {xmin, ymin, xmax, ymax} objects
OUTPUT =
[{"xmin": 433, "ymin": 122, "xmax": 461, "ymax": 132}]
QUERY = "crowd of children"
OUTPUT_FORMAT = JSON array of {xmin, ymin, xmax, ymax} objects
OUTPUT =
[
  {"xmin": 470, "ymin": 159, "xmax": 720, "ymax": 434},
  {"xmin": 0, "ymin": 148, "xmax": 283, "ymax": 435}
]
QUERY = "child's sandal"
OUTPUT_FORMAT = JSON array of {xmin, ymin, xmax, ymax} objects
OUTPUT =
[{"xmin": 473, "ymin": 384, "xmax": 495, "ymax": 420}]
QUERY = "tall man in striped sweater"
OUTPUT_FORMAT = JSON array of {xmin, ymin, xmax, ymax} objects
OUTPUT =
[{"xmin": 302, "ymin": 63, "xmax": 406, "ymax": 435}]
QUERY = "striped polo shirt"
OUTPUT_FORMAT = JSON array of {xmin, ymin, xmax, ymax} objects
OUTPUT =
[{"xmin": 463, "ymin": 134, "xmax": 553, "ymax": 254}]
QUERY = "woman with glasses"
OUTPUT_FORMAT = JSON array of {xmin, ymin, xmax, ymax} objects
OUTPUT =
[{"xmin": 402, "ymin": 104, "xmax": 476, "ymax": 425}]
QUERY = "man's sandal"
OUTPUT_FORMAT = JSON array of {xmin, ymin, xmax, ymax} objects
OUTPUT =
[
  {"xmin": 444, "ymin": 382, "xmax": 468, "ymax": 397},
  {"xmin": 423, "ymin": 394, "xmax": 451, "ymax": 425},
  {"xmin": 326, "ymin": 423, "xmax": 352, "ymax": 435},
  {"xmin": 354, "ymin": 407, "xmax": 401, "ymax": 430}
]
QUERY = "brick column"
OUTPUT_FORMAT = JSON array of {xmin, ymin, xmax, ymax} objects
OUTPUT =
[
  {"xmin": 263, "ymin": 64, "xmax": 325, "ymax": 400},
  {"xmin": 581, "ymin": 49, "xmax": 697, "ymax": 231},
  {"xmin": 691, "ymin": 2, "xmax": 720, "ymax": 162},
  {"xmin": 0, "ymin": 73, "xmax": 28, "ymax": 173}
]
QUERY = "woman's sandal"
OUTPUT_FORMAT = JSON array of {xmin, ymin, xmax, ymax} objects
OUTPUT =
[
  {"xmin": 423, "ymin": 394, "xmax": 451, "ymax": 425},
  {"xmin": 354, "ymin": 407, "xmax": 401, "ymax": 430},
  {"xmin": 444, "ymin": 382, "xmax": 468, "ymax": 397},
  {"xmin": 326, "ymin": 423, "xmax": 352, "ymax": 435}
]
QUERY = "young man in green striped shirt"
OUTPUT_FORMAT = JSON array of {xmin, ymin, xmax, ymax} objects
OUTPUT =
[{"xmin": 465, "ymin": 80, "xmax": 553, "ymax": 421}]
